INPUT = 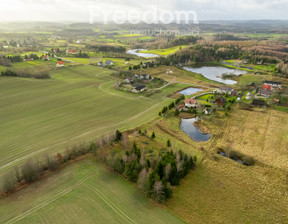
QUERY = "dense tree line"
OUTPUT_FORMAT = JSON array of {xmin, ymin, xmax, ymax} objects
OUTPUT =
[
  {"xmin": 86, "ymin": 45, "xmax": 126, "ymax": 53},
  {"xmin": 1, "ymin": 69, "xmax": 50, "ymax": 79},
  {"xmin": 155, "ymin": 43, "xmax": 280, "ymax": 66}
]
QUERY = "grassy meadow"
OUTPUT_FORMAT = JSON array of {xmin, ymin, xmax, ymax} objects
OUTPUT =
[
  {"xmin": 0, "ymin": 158, "xmax": 184, "ymax": 224},
  {"xmin": 136, "ymin": 107, "xmax": 288, "ymax": 223}
]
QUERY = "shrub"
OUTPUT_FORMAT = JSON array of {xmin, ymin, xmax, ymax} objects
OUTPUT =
[
  {"xmin": 1, "ymin": 172, "xmax": 16, "ymax": 194},
  {"xmin": 21, "ymin": 161, "xmax": 40, "ymax": 183},
  {"xmin": 151, "ymin": 132, "xmax": 156, "ymax": 139},
  {"xmin": 115, "ymin": 130, "xmax": 122, "ymax": 142},
  {"xmin": 242, "ymin": 156, "xmax": 255, "ymax": 166},
  {"xmin": 167, "ymin": 139, "xmax": 171, "ymax": 147}
]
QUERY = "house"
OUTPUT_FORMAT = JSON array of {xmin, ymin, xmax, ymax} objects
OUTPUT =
[
  {"xmin": 57, "ymin": 61, "xmax": 64, "ymax": 67},
  {"xmin": 248, "ymin": 82, "xmax": 256, "ymax": 89},
  {"xmin": 257, "ymin": 60, "xmax": 263, "ymax": 65},
  {"xmin": 246, "ymin": 92, "xmax": 253, "ymax": 100},
  {"xmin": 263, "ymin": 80, "xmax": 282, "ymax": 89},
  {"xmin": 184, "ymin": 99, "xmax": 197, "ymax": 108},
  {"xmin": 144, "ymin": 74, "xmax": 150, "ymax": 80},
  {"xmin": 42, "ymin": 55, "xmax": 49, "ymax": 61},
  {"xmin": 203, "ymin": 108, "xmax": 213, "ymax": 115},
  {"xmin": 215, "ymin": 98, "xmax": 226, "ymax": 106},
  {"xmin": 258, "ymin": 89, "xmax": 273, "ymax": 98},
  {"xmin": 98, "ymin": 61, "xmax": 104, "ymax": 67},
  {"xmin": 66, "ymin": 49, "xmax": 78, "ymax": 55},
  {"xmin": 143, "ymin": 62, "xmax": 153, "ymax": 67},
  {"xmin": 231, "ymin": 90, "xmax": 239, "ymax": 96},
  {"xmin": 262, "ymin": 85, "xmax": 272, "ymax": 90},
  {"xmin": 132, "ymin": 85, "xmax": 147, "ymax": 93},
  {"xmin": 218, "ymin": 87, "xmax": 234, "ymax": 95},
  {"xmin": 124, "ymin": 77, "xmax": 134, "ymax": 84},
  {"xmin": 242, "ymin": 59, "xmax": 248, "ymax": 64},
  {"xmin": 105, "ymin": 60, "xmax": 113, "ymax": 66}
]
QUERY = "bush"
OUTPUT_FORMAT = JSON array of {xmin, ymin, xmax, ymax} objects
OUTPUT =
[
  {"xmin": 167, "ymin": 139, "xmax": 171, "ymax": 147},
  {"xmin": 115, "ymin": 130, "xmax": 122, "ymax": 142},
  {"xmin": 21, "ymin": 161, "xmax": 40, "ymax": 183},
  {"xmin": 1, "ymin": 172, "xmax": 16, "ymax": 194},
  {"xmin": 242, "ymin": 156, "xmax": 255, "ymax": 166}
]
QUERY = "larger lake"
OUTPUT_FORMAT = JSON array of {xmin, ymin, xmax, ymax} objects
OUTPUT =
[
  {"xmin": 126, "ymin": 49, "xmax": 159, "ymax": 58},
  {"xmin": 183, "ymin": 66, "xmax": 247, "ymax": 85}
]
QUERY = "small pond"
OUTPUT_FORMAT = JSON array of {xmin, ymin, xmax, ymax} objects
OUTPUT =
[
  {"xmin": 179, "ymin": 87, "xmax": 203, "ymax": 96},
  {"xmin": 180, "ymin": 117, "xmax": 210, "ymax": 142},
  {"xmin": 126, "ymin": 49, "xmax": 159, "ymax": 58},
  {"xmin": 183, "ymin": 65, "xmax": 247, "ymax": 85},
  {"xmin": 217, "ymin": 151, "xmax": 251, "ymax": 166}
]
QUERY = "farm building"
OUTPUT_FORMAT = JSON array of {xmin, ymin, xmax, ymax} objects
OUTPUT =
[
  {"xmin": 264, "ymin": 81, "xmax": 282, "ymax": 89},
  {"xmin": 132, "ymin": 85, "xmax": 147, "ymax": 93},
  {"xmin": 66, "ymin": 49, "xmax": 78, "ymax": 55},
  {"xmin": 57, "ymin": 61, "xmax": 64, "ymax": 67},
  {"xmin": 105, "ymin": 60, "xmax": 113, "ymax": 66}
]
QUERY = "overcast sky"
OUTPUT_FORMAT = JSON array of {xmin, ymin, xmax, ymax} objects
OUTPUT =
[{"xmin": 0, "ymin": 0, "xmax": 287, "ymax": 22}]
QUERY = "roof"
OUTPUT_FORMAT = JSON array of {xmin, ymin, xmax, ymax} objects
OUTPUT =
[
  {"xmin": 57, "ymin": 61, "xmax": 64, "ymax": 65},
  {"xmin": 105, "ymin": 60, "xmax": 113, "ymax": 64},
  {"xmin": 264, "ymin": 80, "xmax": 282, "ymax": 85},
  {"xmin": 258, "ymin": 89, "xmax": 273, "ymax": 96},
  {"xmin": 184, "ymin": 99, "xmax": 197, "ymax": 104},
  {"xmin": 66, "ymin": 49, "xmax": 77, "ymax": 53},
  {"xmin": 134, "ymin": 85, "xmax": 146, "ymax": 91},
  {"xmin": 262, "ymin": 85, "xmax": 272, "ymax": 90},
  {"xmin": 220, "ymin": 86, "xmax": 233, "ymax": 91},
  {"xmin": 176, "ymin": 104, "xmax": 185, "ymax": 110}
]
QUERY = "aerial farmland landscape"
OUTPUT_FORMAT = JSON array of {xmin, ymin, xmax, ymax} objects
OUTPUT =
[{"xmin": 0, "ymin": 0, "xmax": 288, "ymax": 223}]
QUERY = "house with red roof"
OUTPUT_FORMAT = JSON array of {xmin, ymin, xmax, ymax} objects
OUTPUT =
[
  {"xmin": 57, "ymin": 61, "xmax": 64, "ymax": 67},
  {"xmin": 184, "ymin": 99, "xmax": 197, "ymax": 108},
  {"xmin": 262, "ymin": 85, "xmax": 272, "ymax": 90},
  {"xmin": 66, "ymin": 49, "xmax": 78, "ymax": 55}
]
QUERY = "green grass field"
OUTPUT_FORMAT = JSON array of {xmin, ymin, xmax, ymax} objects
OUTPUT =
[
  {"xmin": 139, "ymin": 46, "xmax": 187, "ymax": 56},
  {"xmin": 0, "ymin": 65, "xmax": 185, "ymax": 175},
  {"xmin": 0, "ymin": 158, "xmax": 184, "ymax": 224}
]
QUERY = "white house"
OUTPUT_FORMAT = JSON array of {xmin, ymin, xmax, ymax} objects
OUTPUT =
[
  {"xmin": 218, "ymin": 87, "xmax": 234, "ymax": 95},
  {"xmin": 203, "ymin": 108, "xmax": 212, "ymax": 115},
  {"xmin": 246, "ymin": 92, "xmax": 253, "ymax": 100}
]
